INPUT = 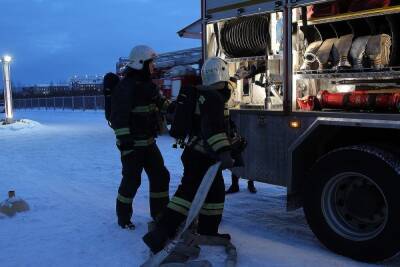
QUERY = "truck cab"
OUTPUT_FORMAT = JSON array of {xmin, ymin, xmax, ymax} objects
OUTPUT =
[{"xmin": 202, "ymin": 0, "xmax": 400, "ymax": 262}]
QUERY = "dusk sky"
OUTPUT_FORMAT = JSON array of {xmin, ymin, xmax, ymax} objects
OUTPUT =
[{"xmin": 0, "ymin": 0, "xmax": 200, "ymax": 86}]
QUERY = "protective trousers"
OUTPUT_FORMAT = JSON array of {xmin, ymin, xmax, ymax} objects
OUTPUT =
[
  {"xmin": 116, "ymin": 143, "xmax": 170, "ymax": 224},
  {"xmin": 158, "ymin": 148, "xmax": 225, "ymax": 237}
]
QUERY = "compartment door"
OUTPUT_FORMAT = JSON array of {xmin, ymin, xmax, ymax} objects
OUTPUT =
[
  {"xmin": 205, "ymin": 0, "xmax": 277, "ymax": 22},
  {"xmin": 288, "ymin": 0, "xmax": 335, "ymax": 8}
]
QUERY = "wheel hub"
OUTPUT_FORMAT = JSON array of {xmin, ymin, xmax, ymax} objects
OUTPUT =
[
  {"xmin": 345, "ymin": 183, "xmax": 380, "ymax": 219},
  {"xmin": 322, "ymin": 172, "xmax": 388, "ymax": 241}
]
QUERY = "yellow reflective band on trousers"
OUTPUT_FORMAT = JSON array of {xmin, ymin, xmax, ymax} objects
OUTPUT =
[
  {"xmin": 114, "ymin": 128, "xmax": 130, "ymax": 136},
  {"xmin": 117, "ymin": 194, "xmax": 133, "ymax": 204},
  {"xmin": 150, "ymin": 191, "xmax": 169, "ymax": 199},
  {"xmin": 199, "ymin": 202, "xmax": 224, "ymax": 216},
  {"xmin": 167, "ymin": 196, "xmax": 192, "ymax": 216},
  {"xmin": 134, "ymin": 138, "xmax": 155, "ymax": 147},
  {"xmin": 168, "ymin": 203, "xmax": 188, "ymax": 216},
  {"xmin": 202, "ymin": 203, "xmax": 224, "ymax": 210},
  {"xmin": 199, "ymin": 209, "xmax": 224, "ymax": 216},
  {"xmin": 121, "ymin": 150, "xmax": 134, "ymax": 157},
  {"xmin": 131, "ymin": 104, "xmax": 157, "ymax": 113},
  {"xmin": 171, "ymin": 196, "xmax": 191, "ymax": 209}
]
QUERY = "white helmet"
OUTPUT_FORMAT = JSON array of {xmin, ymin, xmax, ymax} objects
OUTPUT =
[
  {"xmin": 127, "ymin": 45, "xmax": 157, "ymax": 70},
  {"xmin": 201, "ymin": 57, "xmax": 230, "ymax": 86}
]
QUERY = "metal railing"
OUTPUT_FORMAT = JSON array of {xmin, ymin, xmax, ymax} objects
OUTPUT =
[{"xmin": 13, "ymin": 96, "xmax": 105, "ymax": 111}]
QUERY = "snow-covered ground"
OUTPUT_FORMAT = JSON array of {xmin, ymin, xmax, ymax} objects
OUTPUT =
[{"xmin": 0, "ymin": 110, "xmax": 398, "ymax": 267}]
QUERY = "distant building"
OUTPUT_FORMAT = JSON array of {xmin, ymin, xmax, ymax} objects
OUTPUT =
[
  {"xmin": 21, "ymin": 83, "xmax": 71, "ymax": 97},
  {"xmin": 17, "ymin": 75, "xmax": 104, "ymax": 98},
  {"xmin": 70, "ymin": 75, "xmax": 103, "ymax": 95}
]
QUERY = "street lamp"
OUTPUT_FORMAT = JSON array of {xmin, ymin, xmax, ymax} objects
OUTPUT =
[{"xmin": 1, "ymin": 55, "xmax": 13, "ymax": 124}]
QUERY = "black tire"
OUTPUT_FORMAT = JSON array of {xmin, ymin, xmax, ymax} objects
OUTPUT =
[{"xmin": 304, "ymin": 145, "xmax": 400, "ymax": 262}]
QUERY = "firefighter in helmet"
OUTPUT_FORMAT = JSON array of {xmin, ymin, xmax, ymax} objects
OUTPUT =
[
  {"xmin": 142, "ymin": 57, "xmax": 237, "ymax": 253},
  {"xmin": 111, "ymin": 45, "xmax": 170, "ymax": 229}
]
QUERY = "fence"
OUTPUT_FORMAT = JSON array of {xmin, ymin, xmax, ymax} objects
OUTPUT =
[{"xmin": 13, "ymin": 96, "xmax": 105, "ymax": 111}]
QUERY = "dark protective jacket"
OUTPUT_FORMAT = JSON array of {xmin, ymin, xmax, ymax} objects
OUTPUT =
[
  {"xmin": 188, "ymin": 82, "xmax": 233, "ymax": 156},
  {"xmin": 110, "ymin": 68, "xmax": 169, "ymax": 147}
]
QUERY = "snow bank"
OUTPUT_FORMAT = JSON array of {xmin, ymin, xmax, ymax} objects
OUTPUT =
[{"xmin": 0, "ymin": 119, "xmax": 42, "ymax": 132}]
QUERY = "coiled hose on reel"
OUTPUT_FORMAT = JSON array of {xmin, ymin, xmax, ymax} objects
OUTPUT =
[{"xmin": 221, "ymin": 15, "xmax": 270, "ymax": 58}]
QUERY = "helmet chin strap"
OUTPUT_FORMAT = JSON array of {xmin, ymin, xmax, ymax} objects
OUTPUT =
[
  {"xmin": 218, "ymin": 83, "xmax": 233, "ymax": 103},
  {"xmin": 141, "ymin": 60, "xmax": 153, "ymax": 81}
]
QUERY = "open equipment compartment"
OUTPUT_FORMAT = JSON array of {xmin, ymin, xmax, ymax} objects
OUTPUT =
[
  {"xmin": 294, "ymin": 0, "xmax": 400, "ymax": 113},
  {"xmin": 204, "ymin": 0, "xmax": 285, "ymax": 110}
]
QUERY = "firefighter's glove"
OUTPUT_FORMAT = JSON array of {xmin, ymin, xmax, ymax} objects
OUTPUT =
[
  {"xmin": 231, "ymin": 136, "xmax": 247, "ymax": 154},
  {"xmin": 219, "ymin": 151, "xmax": 235, "ymax": 170},
  {"xmin": 234, "ymin": 66, "xmax": 250, "ymax": 80},
  {"xmin": 117, "ymin": 135, "xmax": 135, "ymax": 152}
]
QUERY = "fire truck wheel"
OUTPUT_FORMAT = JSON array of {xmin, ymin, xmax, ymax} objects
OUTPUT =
[{"xmin": 304, "ymin": 145, "xmax": 400, "ymax": 262}]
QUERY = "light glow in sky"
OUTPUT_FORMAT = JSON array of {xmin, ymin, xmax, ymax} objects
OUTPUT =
[{"xmin": 0, "ymin": 0, "xmax": 200, "ymax": 85}]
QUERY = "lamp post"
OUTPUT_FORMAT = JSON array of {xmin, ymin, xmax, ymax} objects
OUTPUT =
[{"xmin": 1, "ymin": 55, "xmax": 13, "ymax": 124}]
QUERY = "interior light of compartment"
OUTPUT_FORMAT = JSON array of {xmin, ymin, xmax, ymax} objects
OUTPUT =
[{"xmin": 336, "ymin": 85, "xmax": 355, "ymax": 93}]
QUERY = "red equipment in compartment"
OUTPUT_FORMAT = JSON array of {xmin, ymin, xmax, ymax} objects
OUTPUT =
[
  {"xmin": 307, "ymin": 0, "xmax": 391, "ymax": 19},
  {"xmin": 307, "ymin": 0, "xmax": 348, "ymax": 19},
  {"xmin": 348, "ymin": 0, "xmax": 391, "ymax": 12},
  {"xmin": 317, "ymin": 90, "xmax": 400, "ymax": 111},
  {"xmin": 297, "ymin": 95, "xmax": 321, "ymax": 111}
]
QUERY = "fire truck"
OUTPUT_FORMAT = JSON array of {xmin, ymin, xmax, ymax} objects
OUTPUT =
[
  {"xmin": 200, "ymin": 0, "xmax": 400, "ymax": 262},
  {"xmin": 117, "ymin": 48, "xmax": 202, "ymax": 100}
]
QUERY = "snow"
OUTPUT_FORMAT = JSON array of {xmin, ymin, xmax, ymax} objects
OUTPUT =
[
  {"xmin": 0, "ymin": 110, "xmax": 399, "ymax": 267},
  {"xmin": 0, "ymin": 119, "xmax": 42, "ymax": 133}
]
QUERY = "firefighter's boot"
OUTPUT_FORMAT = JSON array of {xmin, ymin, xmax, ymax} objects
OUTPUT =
[
  {"xmin": 247, "ymin": 181, "xmax": 257, "ymax": 194},
  {"xmin": 226, "ymin": 175, "xmax": 240, "ymax": 194},
  {"xmin": 143, "ymin": 226, "xmax": 170, "ymax": 254},
  {"xmin": 116, "ymin": 199, "xmax": 135, "ymax": 230}
]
